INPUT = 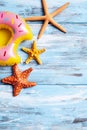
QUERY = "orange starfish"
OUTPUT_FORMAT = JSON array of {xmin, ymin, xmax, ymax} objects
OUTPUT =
[
  {"xmin": 25, "ymin": 0, "xmax": 70, "ymax": 39},
  {"xmin": 22, "ymin": 41, "xmax": 46, "ymax": 64},
  {"xmin": 2, "ymin": 64, "xmax": 36, "ymax": 96}
]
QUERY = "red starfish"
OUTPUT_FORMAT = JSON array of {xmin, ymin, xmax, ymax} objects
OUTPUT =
[{"xmin": 2, "ymin": 64, "xmax": 36, "ymax": 96}]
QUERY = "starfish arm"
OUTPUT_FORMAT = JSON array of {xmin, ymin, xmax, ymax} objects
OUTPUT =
[
  {"xmin": 22, "ymin": 47, "xmax": 31, "ymax": 53},
  {"xmin": 38, "ymin": 48, "xmax": 46, "ymax": 54},
  {"xmin": 32, "ymin": 41, "xmax": 37, "ymax": 50},
  {"xmin": 23, "ymin": 81, "xmax": 36, "ymax": 88},
  {"xmin": 25, "ymin": 57, "xmax": 33, "ymax": 64},
  {"xmin": 42, "ymin": 0, "xmax": 49, "ymax": 14},
  {"xmin": 22, "ymin": 68, "xmax": 33, "ymax": 78},
  {"xmin": 13, "ymin": 85, "xmax": 22, "ymax": 96},
  {"xmin": 38, "ymin": 20, "xmax": 48, "ymax": 39},
  {"xmin": 35, "ymin": 55, "xmax": 42, "ymax": 64},
  {"xmin": 2, "ymin": 76, "xmax": 15, "ymax": 85},
  {"xmin": 25, "ymin": 16, "xmax": 46, "ymax": 21},
  {"xmin": 12, "ymin": 64, "xmax": 21, "ymax": 77},
  {"xmin": 50, "ymin": 19, "xmax": 66, "ymax": 33},
  {"xmin": 51, "ymin": 2, "xmax": 70, "ymax": 17}
]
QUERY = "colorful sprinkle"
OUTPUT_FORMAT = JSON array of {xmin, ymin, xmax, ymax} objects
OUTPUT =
[
  {"xmin": 11, "ymin": 18, "xmax": 14, "ymax": 24},
  {"xmin": 1, "ymin": 13, "xmax": 3, "ymax": 18},
  {"xmin": 19, "ymin": 30, "xmax": 23, "ymax": 32},
  {"xmin": 16, "ymin": 15, "xmax": 18, "ymax": 19},
  {"xmin": 4, "ymin": 51, "xmax": 6, "ymax": 56},
  {"xmin": 4, "ymin": 18, "xmax": 9, "ymax": 22},
  {"xmin": 18, "ymin": 23, "xmax": 22, "ymax": 27}
]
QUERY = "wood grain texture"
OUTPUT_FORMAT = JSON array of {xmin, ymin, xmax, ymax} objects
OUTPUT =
[
  {"xmin": 0, "ymin": 85, "xmax": 87, "ymax": 130},
  {"xmin": 0, "ymin": 23, "xmax": 87, "ymax": 85},
  {"xmin": 0, "ymin": 0, "xmax": 87, "ymax": 129}
]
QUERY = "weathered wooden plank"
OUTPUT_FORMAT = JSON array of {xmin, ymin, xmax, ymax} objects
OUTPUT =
[
  {"xmin": 0, "ymin": 24, "xmax": 87, "ymax": 85},
  {"xmin": 0, "ymin": 0, "xmax": 86, "ymax": 23},
  {"xmin": 0, "ymin": 0, "xmax": 86, "ymax": 129},
  {"xmin": 0, "ymin": 85, "xmax": 87, "ymax": 129}
]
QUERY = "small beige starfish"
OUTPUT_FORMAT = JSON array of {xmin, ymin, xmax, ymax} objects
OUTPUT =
[
  {"xmin": 25, "ymin": 0, "xmax": 70, "ymax": 39},
  {"xmin": 22, "ymin": 41, "xmax": 46, "ymax": 64}
]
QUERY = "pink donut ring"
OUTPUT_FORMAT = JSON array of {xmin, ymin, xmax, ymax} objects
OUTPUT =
[{"xmin": 0, "ymin": 11, "xmax": 33, "ymax": 66}]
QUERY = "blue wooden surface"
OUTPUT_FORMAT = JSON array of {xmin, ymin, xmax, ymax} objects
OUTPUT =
[{"xmin": 0, "ymin": 0, "xmax": 87, "ymax": 129}]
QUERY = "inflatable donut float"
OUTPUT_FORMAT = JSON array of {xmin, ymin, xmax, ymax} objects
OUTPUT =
[{"xmin": 0, "ymin": 11, "xmax": 33, "ymax": 66}]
